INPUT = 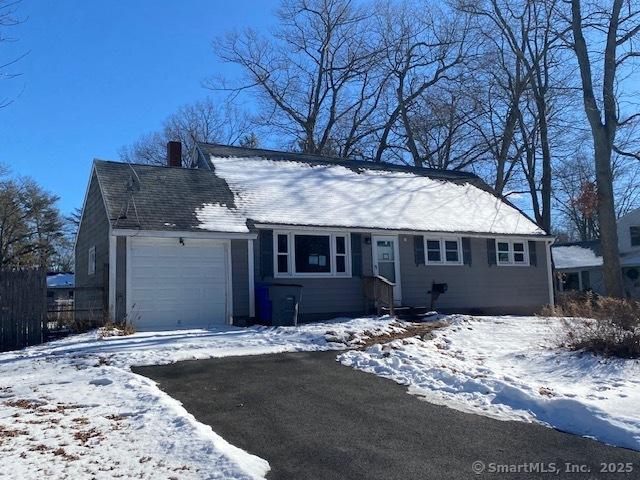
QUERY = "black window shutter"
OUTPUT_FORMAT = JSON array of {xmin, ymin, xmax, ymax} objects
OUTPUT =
[
  {"xmin": 581, "ymin": 270, "xmax": 591, "ymax": 290},
  {"xmin": 462, "ymin": 237, "xmax": 472, "ymax": 266},
  {"xmin": 528, "ymin": 240, "xmax": 538, "ymax": 267},
  {"xmin": 414, "ymin": 235, "xmax": 425, "ymax": 265},
  {"xmin": 487, "ymin": 239, "xmax": 497, "ymax": 266},
  {"xmin": 259, "ymin": 229, "xmax": 273, "ymax": 278},
  {"xmin": 351, "ymin": 233, "xmax": 363, "ymax": 277}
]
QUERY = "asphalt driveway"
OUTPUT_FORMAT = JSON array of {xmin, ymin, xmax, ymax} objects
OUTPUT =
[{"xmin": 134, "ymin": 351, "xmax": 640, "ymax": 480}]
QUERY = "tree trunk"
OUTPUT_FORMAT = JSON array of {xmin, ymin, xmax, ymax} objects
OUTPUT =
[
  {"xmin": 594, "ymin": 133, "xmax": 624, "ymax": 297},
  {"xmin": 536, "ymin": 98, "xmax": 552, "ymax": 233},
  {"xmin": 494, "ymin": 103, "xmax": 520, "ymax": 195},
  {"xmin": 571, "ymin": 0, "xmax": 624, "ymax": 297}
]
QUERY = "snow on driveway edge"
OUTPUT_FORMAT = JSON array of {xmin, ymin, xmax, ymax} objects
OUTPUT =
[
  {"xmin": 131, "ymin": 373, "xmax": 269, "ymax": 479},
  {"xmin": 338, "ymin": 315, "xmax": 640, "ymax": 451},
  {"xmin": 1, "ymin": 316, "xmax": 405, "ymax": 479}
]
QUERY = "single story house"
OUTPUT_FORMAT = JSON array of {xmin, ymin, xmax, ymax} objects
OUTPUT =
[
  {"xmin": 553, "ymin": 208, "xmax": 640, "ymax": 298},
  {"xmin": 75, "ymin": 142, "xmax": 554, "ymax": 331}
]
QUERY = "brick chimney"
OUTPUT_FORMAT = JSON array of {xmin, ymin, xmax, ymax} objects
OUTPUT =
[{"xmin": 167, "ymin": 141, "xmax": 182, "ymax": 167}]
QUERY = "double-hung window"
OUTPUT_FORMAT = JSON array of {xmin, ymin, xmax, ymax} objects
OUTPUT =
[
  {"xmin": 274, "ymin": 231, "xmax": 351, "ymax": 277},
  {"xmin": 496, "ymin": 240, "xmax": 528, "ymax": 266},
  {"xmin": 276, "ymin": 233, "xmax": 290, "ymax": 274},
  {"xmin": 424, "ymin": 237, "xmax": 462, "ymax": 265}
]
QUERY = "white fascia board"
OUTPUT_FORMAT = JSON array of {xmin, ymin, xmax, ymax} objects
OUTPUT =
[
  {"xmin": 112, "ymin": 229, "xmax": 257, "ymax": 240},
  {"xmin": 252, "ymin": 223, "xmax": 553, "ymax": 240},
  {"xmin": 108, "ymin": 234, "xmax": 116, "ymax": 320}
]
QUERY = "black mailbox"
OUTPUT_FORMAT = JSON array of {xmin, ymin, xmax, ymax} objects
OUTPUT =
[{"xmin": 430, "ymin": 283, "xmax": 448, "ymax": 294}]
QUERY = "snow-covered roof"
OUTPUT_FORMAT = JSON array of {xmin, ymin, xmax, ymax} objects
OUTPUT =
[
  {"xmin": 47, "ymin": 273, "xmax": 74, "ymax": 289},
  {"xmin": 93, "ymin": 145, "xmax": 546, "ymax": 237},
  {"xmin": 552, "ymin": 240, "xmax": 640, "ymax": 270},
  {"xmin": 204, "ymin": 153, "xmax": 545, "ymax": 236},
  {"xmin": 553, "ymin": 245, "xmax": 602, "ymax": 269}
]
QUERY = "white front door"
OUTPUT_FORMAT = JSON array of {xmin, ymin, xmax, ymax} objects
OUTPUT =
[{"xmin": 372, "ymin": 235, "xmax": 402, "ymax": 304}]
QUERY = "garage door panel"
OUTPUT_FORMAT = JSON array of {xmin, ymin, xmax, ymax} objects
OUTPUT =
[{"xmin": 129, "ymin": 237, "xmax": 229, "ymax": 331}]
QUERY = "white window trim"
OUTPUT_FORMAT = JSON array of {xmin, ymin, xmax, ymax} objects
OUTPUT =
[
  {"xmin": 424, "ymin": 236, "xmax": 463, "ymax": 265},
  {"xmin": 88, "ymin": 245, "xmax": 96, "ymax": 276},
  {"xmin": 273, "ymin": 230, "xmax": 352, "ymax": 278},
  {"xmin": 496, "ymin": 239, "xmax": 529, "ymax": 266}
]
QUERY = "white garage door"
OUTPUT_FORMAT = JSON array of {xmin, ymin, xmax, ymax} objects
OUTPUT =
[{"xmin": 128, "ymin": 237, "xmax": 228, "ymax": 331}]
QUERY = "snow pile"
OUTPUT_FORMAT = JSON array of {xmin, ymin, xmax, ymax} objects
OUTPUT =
[
  {"xmin": 0, "ymin": 316, "xmax": 400, "ymax": 479},
  {"xmin": 339, "ymin": 316, "xmax": 640, "ymax": 450},
  {"xmin": 553, "ymin": 245, "xmax": 602, "ymax": 269},
  {"xmin": 210, "ymin": 156, "xmax": 544, "ymax": 236}
]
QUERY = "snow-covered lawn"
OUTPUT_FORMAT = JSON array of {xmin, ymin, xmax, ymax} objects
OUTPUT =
[
  {"xmin": 339, "ymin": 315, "xmax": 640, "ymax": 451},
  {"xmin": 3, "ymin": 314, "xmax": 637, "ymax": 479},
  {"xmin": 0, "ymin": 317, "xmax": 404, "ymax": 480}
]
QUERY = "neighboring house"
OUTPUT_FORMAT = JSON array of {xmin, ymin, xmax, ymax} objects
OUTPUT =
[
  {"xmin": 47, "ymin": 272, "xmax": 75, "ymax": 326},
  {"xmin": 46, "ymin": 272, "xmax": 75, "ymax": 306},
  {"xmin": 75, "ymin": 142, "xmax": 554, "ymax": 331},
  {"xmin": 553, "ymin": 208, "xmax": 640, "ymax": 298}
]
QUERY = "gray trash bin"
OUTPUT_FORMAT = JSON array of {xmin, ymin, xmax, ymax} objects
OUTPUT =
[{"xmin": 267, "ymin": 284, "xmax": 303, "ymax": 326}]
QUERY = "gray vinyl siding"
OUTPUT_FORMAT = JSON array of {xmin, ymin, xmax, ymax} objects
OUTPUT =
[
  {"xmin": 231, "ymin": 239, "xmax": 250, "ymax": 318},
  {"xmin": 251, "ymin": 230, "xmax": 550, "ymax": 320},
  {"xmin": 253, "ymin": 231, "xmax": 372, "ymax": 320},
  {"xmin": 75, "ymin": 172, "xmax": 110, "ymax": 315},
  {"xmin": 399, "ymin": 235, "xmax": 550, "ymax": 314}
]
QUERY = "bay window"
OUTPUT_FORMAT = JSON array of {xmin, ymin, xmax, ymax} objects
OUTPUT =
[{"xmin": 274, "ymin": 231, "xmax": 351, "ymax": 277}]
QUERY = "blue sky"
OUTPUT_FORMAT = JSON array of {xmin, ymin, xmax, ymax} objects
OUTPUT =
[{"xmin": 1, "ymin": 0, "xmax": 278, "ymax": 215}]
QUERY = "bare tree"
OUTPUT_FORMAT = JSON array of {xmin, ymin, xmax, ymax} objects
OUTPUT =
[
  {"xmin": 119, "ymin": 98, "xmax": 254, "ymax": 167},
  {"xmin": 372, "ymin": 1, "xmax": 471, "ymax": 165},
  {"xmin": 212, "ymin": 0, "xmax": 382, "ymax": 156},
  {"xmin": 554, "ymin": 148, "xmax": 640, "ymax": 240},
  {"xmin": 462, "ymin": 15, "xmax": 531, "ymax": 195},
  {"xmin": 0, "ymin": 0, "xmax": 25, "ymax": 109},
  {"xmin": 569, "ymin": 0, "xmax": 640, "ymax": 297},
  {"xmin": 460, "ymin": 0, "xmax": 571, "ymax": 232},
  {"xmin": 554, "ymin": 153, "xmax": 599, "ymax": 240},
  {"xmin": 410, "ymin": 78, "xmax": 491, "ymax": 170}
]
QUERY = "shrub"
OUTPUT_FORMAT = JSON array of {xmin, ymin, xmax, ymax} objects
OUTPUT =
[
  {"xmin": 543, "ymin": 292, "xmax": 640, "ymax": 359},
  {"xmin": 98, "ymin": 321, "xmax": 136, "ymax": 339},
  {"xmin": 69, "ymin": 310, "xmax": 109, "ymax": 334}
]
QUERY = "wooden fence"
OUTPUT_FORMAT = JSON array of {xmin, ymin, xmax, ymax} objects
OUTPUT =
[{"xmin": 0, "ymin": 268, "xmax": 46, "ymax": 352}]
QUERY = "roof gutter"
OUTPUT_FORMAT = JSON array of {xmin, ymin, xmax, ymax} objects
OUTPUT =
[
  {"xmin": 112, "ymin": 228, "xmax": 257, "ymax": 240},
  {"xmin": 251, "ymin": 223, "xmax": 554, "ymax": 240}
]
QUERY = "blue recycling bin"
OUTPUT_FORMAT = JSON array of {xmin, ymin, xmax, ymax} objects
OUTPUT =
[
  {"xmin": 255, "ymin": 283, "xmax": 272, "ymax": 324},
  {"xmin": 254, "ymin": 283, "xmax": 303, "ymax": 326}
]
